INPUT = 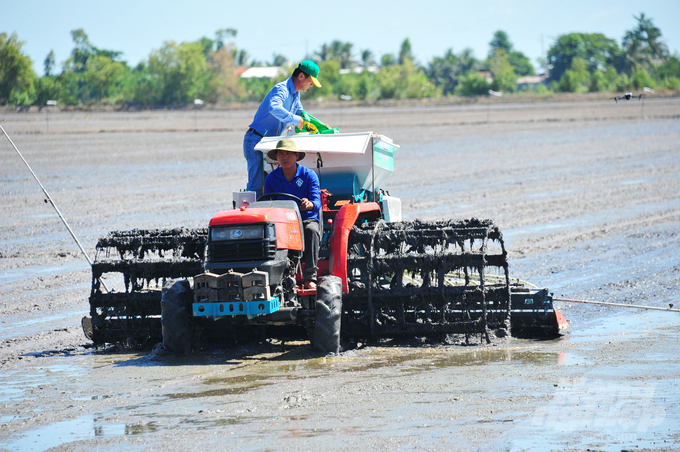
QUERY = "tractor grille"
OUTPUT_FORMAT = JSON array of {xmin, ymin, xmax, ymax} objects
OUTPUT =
[
  {"xmin": 207, "ymin": 223, "xmax": 277, "ymax": 263},
  {"xmin": 208, "ymin": 239, "xmax": 276, "ymax": 262}
]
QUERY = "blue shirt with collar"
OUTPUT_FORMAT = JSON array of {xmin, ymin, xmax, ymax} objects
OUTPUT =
[
  {"xmin": 264, "ymin": 164, "xmax": 321, "ymax": 223},
  {"xmin": 248, "ymin": 77, "xmax": 303, "ymax": 137}
]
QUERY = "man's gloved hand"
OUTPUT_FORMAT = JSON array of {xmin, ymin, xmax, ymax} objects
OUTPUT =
[{"xmin": 304, "ymin": 121, "xmax": 318, "ymax": 133}]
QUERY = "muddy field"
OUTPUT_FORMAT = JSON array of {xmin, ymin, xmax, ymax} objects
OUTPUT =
[{"xmin": 1, "ymin": 98, "xmax": 679, "ymax": 451}]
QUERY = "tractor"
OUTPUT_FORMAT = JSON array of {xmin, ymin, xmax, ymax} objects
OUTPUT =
[{"xmin": 84, "ymin": 131, "xmax": 569, "ymax": 353}]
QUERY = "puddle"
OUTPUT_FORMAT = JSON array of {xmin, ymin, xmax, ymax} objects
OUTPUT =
[
  {"xmin": 0, "ymin": 261, "xmax": 88, "ymax": 285},
  {"xmin": 564, "ymin": 309, "xmax": 680, "ymax": 345},
  {"xmin": 0, "ymin": 309, "xmax": 87, "ymax": 341},
  {"xmin": 164, "ymin": 381, "xmax": 274, "ymax": 399},
  {"xmin": 416, "ymin": 348, "xmax": 573, "ymax": 370},
  {"xmin": 73, "ymin": 394, "xmax": 113, "ymax": 401},
  {"xmin": 0, "ymin": 386, "xmax": 23, "ymax": 403},
  {"xmin": 505, "ymin": 374, "xmax": 676, "ymax": 452},
  {"xmin": 504, "ymin": 198, "xmax": 680, "ymax": 246},
  {"xmin": 0, "ymin": 415, "xmax": 159, "ymax": 451}
]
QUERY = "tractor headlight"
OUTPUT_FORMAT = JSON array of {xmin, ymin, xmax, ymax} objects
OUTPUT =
[{"xmin": 211, "ymin": 224, "xmax": 265, "ymax": 241}]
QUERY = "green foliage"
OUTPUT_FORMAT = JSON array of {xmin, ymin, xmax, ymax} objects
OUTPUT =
[
  {"xmin": 360, "ymin": 50, "xmax": 376, "ymax": 68},
  {"xmin": 353, "ymin": 70, "xmax": 379, "ymax": 100},
  {"xmin": 508, "ymin": 51, "xmax": 534, "ymax": 76},
  {"xmin": 489, "ymin": 31, "xmax": 534, "ymax": 76},
  {"xmin": 604, "ymin": 66, "xmax": 619, "ymax": 85},
  {"xmin": 377, "ymin": 60, "xmax": 438, "ymax": 99},
  {"xmin": 455, "ymin": 72, "xmax": 491, "ymax": 96},
  {"xmin": 271, "ymin": 54, "xmax": 287, "ymax": 66},
  {"xmin": 560, "ymin": 59, "xmax": 588, "ymax": 92},
  {"xmin": 622, "ymin": 13, "xmax": 669, "ymax": 74},
  {"xmin": 65, "ymin": 29, "xmax": 123, "ymax": 74},
  {"xmin": 239, "ymin": 77, "xmax": 277, "ymax": 101},
  {"xmin": 654, "ymin": 54, "xmax": 680, "ymax": 80},
  {"xmin": 44, "ymin": 50, "xmax": 56, "ymax": 77},
  {"xmin": 547, "ymin": 33, "xmax": 620, "ymax": 82},
  {"xmin": 398, "ymin": 39, "xmax": 414, "ymax": 65},
  {"xmin": 206, "ymin": 44, "xmax": 243, "ymax": 103},
  {"xmin": 381, "ymin": 54, "xmax": 396, "ymax": 67},
  {"xmin": 614, "ymin": 73, "xmax": 631, "ymax": 91},
  {"xmin": 315, "ymin": 41, "xmax": 355, "ymax": 69},
  {"xmin": 630, "ymin": 67, "xmax": 655, "ymax": 89},
  {"xmin": 662, "ymin": 76, "xmax": 680, "ymax": 90},
  {"xmin": 0, "ymin": 32, "xmax": 37, "ymax": 105},
  {"xmin": 84, "ymin": 55, "xmax": 127, "ymax": 101},
  {"xmin": 427, "ymin": 48, "xmax": 478, "ymax": 95},
  {"xmin": 34, "ymin": 76, "xmax": 62, "ymax": 106},
  {"xmin": 535, "ymin": 83, "xmax": 552, "ymax": 94},
  {"xmin": 489, "ymin": 49, "xmax": 517, "ymax": 93},
  {"xmin": 5, "ymin": 20, "xmax": 678, "ymax": 108},
  {"xmin": 427, "ymin": 49, "xmax": 459, "ymax": 95},
  {"xmin": 588, "ymin": 70, "xmax": 609, "ymax": 92},
  {"xmin": 145, "ymin": 40, "xmax": 209, "ymax": 105},
  {"xmin": 335, "ymin": 72, "xmax": 358, "ymax": 98},
  {"xmin": 235, "ymin": 49, "xmax": 249, "ymax": 66},
  {"xmin": 556, "ymin": 57, "xmax": 590, "ymax": 92},
  {"xmin": 489, "ymin": 31, "xmax": 512, "ymax": 54},
  {"xmin": 58, "ymin": 29, "xmax": 129, "ymax": 104},
  {"xmin": 301, "ymin": 59, "xmax": 340, "ymax": 100},
  {"xmin": 196, "ymin": 29, "xmax": 237, "ymax": 57}
]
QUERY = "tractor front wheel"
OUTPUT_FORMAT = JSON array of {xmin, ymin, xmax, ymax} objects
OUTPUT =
[
  {"xmin": 161, "ymin": 279, "xmax": 193, "ymax": 354},
  {"xmin": 313, "ymin": 276, "xmax": 343, "ymax": 354}
]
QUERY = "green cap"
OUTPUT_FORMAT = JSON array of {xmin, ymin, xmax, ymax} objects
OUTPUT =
[{"xmin": 298, "ymin": 60, "xmax": 322, "ymax": 88}]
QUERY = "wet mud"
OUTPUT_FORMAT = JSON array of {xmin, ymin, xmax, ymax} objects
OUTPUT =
[{"xmin": 1, "ymin": 98, "xmax": 680, "ymax": 451}]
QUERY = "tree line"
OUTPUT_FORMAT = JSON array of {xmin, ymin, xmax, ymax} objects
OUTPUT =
[{"xmin": 1, "ymin": 13, "xmax": 678, "ymax": 107}]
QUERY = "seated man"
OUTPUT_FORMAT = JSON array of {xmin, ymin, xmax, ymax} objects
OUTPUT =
[{"xmin": 264, "ymin": 138, "xmax": 321, "ymax": 290}]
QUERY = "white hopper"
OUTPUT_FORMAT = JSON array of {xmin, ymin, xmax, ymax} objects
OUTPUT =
[{"xmin": 254, "ymin": 132, "xmax": 399, "ymax": 196}]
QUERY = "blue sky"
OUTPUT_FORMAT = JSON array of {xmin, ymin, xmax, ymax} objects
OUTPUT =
[{"xmin": 2, "ymin": 0, "xmax": 679, "ymax": 75}]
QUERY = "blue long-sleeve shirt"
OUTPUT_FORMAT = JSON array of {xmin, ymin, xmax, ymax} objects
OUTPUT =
[
  {"xmin": 248, "ymin": 77, "xmax": 303, "ymax": 137},
  {"xmin": 264, "ymin": 164, "xmax": 321, "ymax": 223}
]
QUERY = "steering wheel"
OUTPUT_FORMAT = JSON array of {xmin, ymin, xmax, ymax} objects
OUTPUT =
[{"xmin": 257, "ymin": 193, "xmax": 303, "ymax": 204}]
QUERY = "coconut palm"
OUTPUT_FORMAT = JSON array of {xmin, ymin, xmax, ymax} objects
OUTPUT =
[
  {"xmin": 622, "ymin": 13, "xmax": 669, "ymax": 73},
  {"xmin": 360, "ymin": 49, "xmax": 376, "ymax": 68}
]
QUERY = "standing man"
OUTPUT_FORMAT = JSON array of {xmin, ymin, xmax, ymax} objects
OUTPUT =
[
  {"xmin": 265, "ymin": 138, "xmax": 321, "ymax": 290},
  {"xmin": 244, "ymin": 60, "xmax": 322, "ymax": 197}
]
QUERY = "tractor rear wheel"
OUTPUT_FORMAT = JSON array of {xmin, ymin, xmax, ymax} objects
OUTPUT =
[
  {"xmin": 313, "ymin": 276, "xmax": 343, "ymax": 354},
  {"xmin": 161, "ymin": 279, "xmax": 193, "ymax": 354}
]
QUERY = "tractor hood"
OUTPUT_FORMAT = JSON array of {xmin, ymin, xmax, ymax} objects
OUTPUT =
[{"xmin": 209, "ymin": 207, "xmax": 303, "ymax": 251}]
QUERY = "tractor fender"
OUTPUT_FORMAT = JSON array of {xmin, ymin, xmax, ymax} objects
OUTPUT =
[{"xmin": 328, "ymin": 202, "xmax": 382, "ymax": 293}]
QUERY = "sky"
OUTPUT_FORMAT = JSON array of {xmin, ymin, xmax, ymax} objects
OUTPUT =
[{"xmin": 2, "ymin": 0, "xmax": 679, "ymax": 76}]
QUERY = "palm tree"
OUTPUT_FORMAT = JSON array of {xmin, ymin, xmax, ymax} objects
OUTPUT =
[
  {"xmin": 271, "ymin": 54, "xmax": 288, "ymax": 67},
  {"xmin": 360, "ymin": 49, "xmax": 376, "ymax": 68},
  {"xmin": 381, "ymin": 53, "xmax": 396, "ymax": 67},
  {"xmin": 427, "ymin": 48, "xmax": 478, "ymax": 95},
  {"xmin": 314, "ymin": 43, "xmax": 330, "ymax": 62},
  {"xmin": 214, "ymin": 28, "xmax": 237, "ymax": 51},
  {"xmin": 329, "ymin": 41, "xmax": 355, "ymax": 69},
  {"xmin": 398, "ymin": 38, "xmax": 414, "ymax": 65},
  {"xmin": 235, "ymin": 49, "xmax": 249, "ymax": 67},
  {"xmin": 489, "ymin": 31, "xmax": 512, "ymax": 56},
  {"xmin": 457, "ymin": 48, "xmax": 477, "ymax": 74},
  {"xmin": 314, "ymin": 41, "xmax": 356, "ymax": 69},
  {"xmin": 622, "ymin": 13, "xmax": 669, "ymax": 72}
]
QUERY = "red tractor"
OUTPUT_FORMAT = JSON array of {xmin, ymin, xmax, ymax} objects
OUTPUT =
[{"xmin": 85, "ymin": 132, "xmax": 568, "ymax": 353}]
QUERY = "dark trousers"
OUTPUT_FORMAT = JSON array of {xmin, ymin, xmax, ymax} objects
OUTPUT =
[{"xmin": 302, "ymin": 219, "xmax": 320, "ymax": 282}]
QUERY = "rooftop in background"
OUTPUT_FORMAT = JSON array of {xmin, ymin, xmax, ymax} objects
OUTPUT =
[
  {"xmin": 516, "ymin": 75, "xmax": 548, "ymax": 85},
  {"xmin": 240, "ymin": 67, "xmax": 284, "ymax": 79},
  {"xmin": 339, "ymin": 66, "xmax": 379, "ymax": 75}
]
